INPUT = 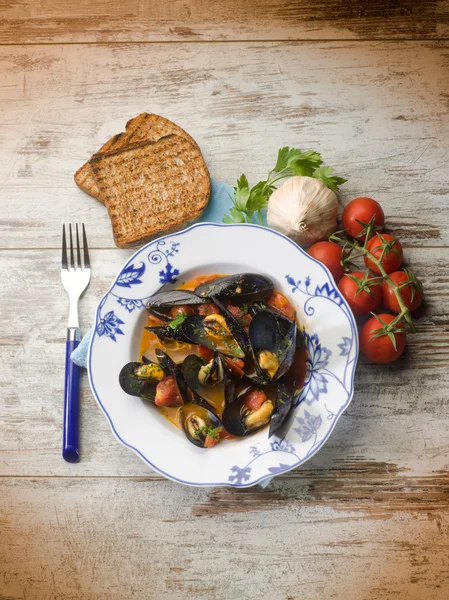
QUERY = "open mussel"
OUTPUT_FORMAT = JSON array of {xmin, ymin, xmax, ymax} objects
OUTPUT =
[
  {"xmin": 146, "ymin": 289, "xmax": 206, "ymax": 321},
  {"xmin": 222, "ymin": 387, "xmax": 274, "ymax": 436},
  {"xmin": 194, "ymin": 273, "xmax": 274, "ymax": 304},
  {"xmin": 118, "ymin": 358, "xmax": 165, "ymax": 402},
  {"xmin": 248, "ymin": 310, "xmax": 296, "ymax": 382},
  {"xmin": 181, "ymin": 311, "xmax": 246, "ymax": 359},
  {"xmin": 269, "ymin": 382, "xmax": 294, "ymax": 437},
  {"xmin": 182, "ymin": 352, "xmax": 237, "ymax": 411},
  {"xmin": 181, "ymin": 403, "xmax": 223, "ymax": 448}
]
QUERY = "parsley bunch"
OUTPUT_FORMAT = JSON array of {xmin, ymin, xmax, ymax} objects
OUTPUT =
[{"xmin": 223, "ymin": 146, "xmax": 346, "ymax": 225}]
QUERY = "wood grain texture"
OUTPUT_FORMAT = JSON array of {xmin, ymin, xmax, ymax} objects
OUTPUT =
[
  {"xmin": 0, "ymin": 41, "xmax": 448, "ymax": 249},
  {"xmin": 0, "ymin": 247, "xmax": 448, "ymax": 477},
  {"xmin": 0, "ymin": 478, "xmax": 448, "ymax": 600},
  {"xmin": 1, "ymin": 0, "xmax": 449, "ymax": 43}
]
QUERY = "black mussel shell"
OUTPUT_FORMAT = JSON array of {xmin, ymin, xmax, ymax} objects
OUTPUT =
[
  {"xmin": 146, "ymin": 289, "xmax": 206, "ymax": 321},
  {"xmin": 221, "ymin": 388, "xmax": 274, "ymax": 437},
  {"xmin": 248, "ymin": 310, "xmax": 296, "ymax": 382},
  {"xmin": 181, "ymin": 403, "xmax": 223, "ymax": 448},
  {"xmin": 145, "ymin": 325, "xmax": 192, "ymax": 344},
  {"xmin": 181, "ymin": 312, "xmax": 245, "ymax": 358},
  {"xmin": 194, "ymin": 273, "xmax": 274, "ymax": 304},
  {"xmin": 296, "ymin": 326, "xmax": 306, "ymax": 350},
  {"xmin": 118, "ymin": 361, "xmax": 162, "ymax": 401},
  {"xmin": 155, "ymin": 349, "xmax": 188, "ymax": 401},
  {"xmin": 182, "ymin": 352, "xmax": 224, "ymax": 391},
  {"xmin": 269, "ymin": 382, "xmax": 294, "ymax": 437},
  {"xmin": 213, "ymin": 299, "xmax": 251, "ymax": 355}
]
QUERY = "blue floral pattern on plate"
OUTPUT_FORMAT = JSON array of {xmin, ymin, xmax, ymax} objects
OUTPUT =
[{"xmin": 89, "ymin": 223, "xmax": 358, "ymax": 487}]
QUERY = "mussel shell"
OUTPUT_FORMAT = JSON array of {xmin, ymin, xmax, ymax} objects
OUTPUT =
[
  {"xmin": 248, "ymin": 310, "xmax": 297, "ymax": 382},
  {"xmin": 118, "ymin": 361, "xmax": 158, "ymax": 401},
  {"xmin": 182, "ymin": 353, "xmax": 223, "ymax": 391},
  {"xmin": 194, "ymin": 273, "xmax": 274, "ymax": 304},
  {"xmin": 145, "ymin": 325, "xmax": 192, "ymax": 344},
  {"xmin": 181, "ymin": 310, "xmax": 246, "ymax": 358},
  {"xmin": 146, "ymin": 289, "xmax": 206, "ymax": 321},
  {"xmin": 221, "ymin": 388, "xmax": 274, "ymax": 437},
  {"xmin": 181, "ymin": 403, "xmax": 223, "ymax": 448},
  {"xmin": 182, "ymin": 353, "xmax": 236, "ymax": 413},
  {"xmin": 269, "ymin": 382, "xmax": 294, "ymax": 437},
  {"xmin": 155, "ymin": 349, "xmax": 189, "ymax": 401}
]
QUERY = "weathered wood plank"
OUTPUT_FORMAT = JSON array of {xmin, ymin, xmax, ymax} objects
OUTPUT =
[
  {"xmin": 0, "ymin": 247, "xmax": 447, "ymax": 477},
  {"xmin": 0, "ymin": 478, "xmax": 448, "ymax": 600},
  {"xmin": 0, "ymin": 41, "xmax": 448, "ymax": 249},
  {"xmin": 1, "ymin": 0, "xmax": 449, "ymax": 44}
]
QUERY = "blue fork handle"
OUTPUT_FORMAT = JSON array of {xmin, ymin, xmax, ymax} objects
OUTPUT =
[{"xmin": 63, "ymin": 339, "xmax": 80, "ymax": 463}]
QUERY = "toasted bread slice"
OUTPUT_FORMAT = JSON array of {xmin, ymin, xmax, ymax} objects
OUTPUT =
[
  {"xmin": 90, "ymin": 135, "xmax": 210, "ymax": 248},
  {"xmin": 74, "ymin": 113, "xmax": 196, "ymax": 202}
]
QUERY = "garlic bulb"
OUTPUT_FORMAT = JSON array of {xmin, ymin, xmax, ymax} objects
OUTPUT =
[{"xmin": 267, "ymin": 176, "xmax": 338, "ymax": 246}]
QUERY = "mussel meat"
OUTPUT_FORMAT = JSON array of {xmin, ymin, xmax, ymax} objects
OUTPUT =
[
  {"xmin": 221, "ymin": 387, "xmax": 274, "ymax": 436},
  {"xmin": 248, "ymin": 310, "xmax": 296, "ymax": 382},
  {"xmin": 181, "ymin": 403, "xmax": 223, "ymax": 448},
  {"xmin": 194, "ymin": 273, "xmax": 274, "ymax": 304},
  {"xmin": 181, "ymin": 312, "xmax": 245, "ymax": 358},
  {"xmin": 118, "ymin": 360, "xmax": 165, "ymax": 401},
  {"xmin": 146, "ymin": 289, "xmax": 206, "ymax": 321}
]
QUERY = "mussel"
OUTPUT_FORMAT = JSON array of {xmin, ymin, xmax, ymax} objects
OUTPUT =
[
  {"xmin": 145, "ymin": 324, "xmax": 192, "ymax": 344},
  {"xmin": 118, "ymin": 357, "xmax": 165, "ymax": 401},
  {"xmin": 269, "ymin": 382, "xmax": 294, "ymax": 437},
  {"xmin": 194, "ymin": 273, "xmax": 274, "ymax": 304},
  {"xmin": 155, "ymin": 348, "xmax": 189, "ymax": 401},
  {"xmin": 248, "ymin": 310, "xmax": 296, "ymax": 382},
  {"xmin": 221, "ymin": 387, "xmax": 275, "ymax": 436},
  {"xmin": 146, "ymin": 289, "xmax": 206, "ymax": 321},
  {"xmin": 181, "ymin": 403, "xmax": 223, "ymax": 448},
  {"xmin": 182, "ymin": 352, "xmax": 237, "ymax": 411},
  {"xmin": 181, "ymin": 311, "xmax": 246, "ymax": 359}
]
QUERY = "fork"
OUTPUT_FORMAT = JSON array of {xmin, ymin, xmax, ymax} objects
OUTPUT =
[{"xmin": 61, "ymin": 224, "xmax": 91, "ymax": 462}]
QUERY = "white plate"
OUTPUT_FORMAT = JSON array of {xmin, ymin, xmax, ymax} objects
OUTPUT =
[{"xmin": 88, "ymin": 223, "xmax": 358, "ymax": 487}]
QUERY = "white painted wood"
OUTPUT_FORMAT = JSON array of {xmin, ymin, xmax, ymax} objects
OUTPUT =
[
  {"xmin": 0, "ymin": 478, "xmax": 448, "ymax": 600},
  {"xmin": 1, "ymin": 0, "xmax": 448, "ymax": 44},
  {"xmin": 0, "ymin": 42, "xmax": 448, "ymax": 248}
]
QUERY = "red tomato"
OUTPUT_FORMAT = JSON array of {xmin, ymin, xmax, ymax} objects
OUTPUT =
[
  {"xmin": 223, "ymin": 356, "xmax": 245, "ymax": 379},
  {"xmin": 337, "ymin": 271, "xmax": 383, "ymax": 315},
  {"xmin": 168, "ymin": 305, "xmax": 195, "ymax": 318},
  {"xmin": 226, "ymin": 304, "xmax": 252, "ymax": 329},
  {"xmin": 197, "ymin": 303, "xmax": 220, "ymax": 316},
  {"xmin": 197, "ymin": 345, "xmax": 214, "ymax": 362},
  {"xmin": 307, "ymin": 241, "xmax": 345, "ymax": 281},
  {"xmin": 382, "ymin": 270, "xmax": 423, "ymax": 313},
  {"xmin": 360, "ymin": 314, "xmax": 406, "ymax": 363},
  {"xmin": 365, "ymin": 233, "xmax": 403, "ymax": 274},
  {"xmin": 243, "ymin": 389, "xmax": 268, "ymax": 411},
  {"xmin": 266, "ymin": 291, "xmax": 296, "ymax": 321},
  {"xmin": 154, "ymin": 377, "xmax": 183, "ymax": 407},
  {"xmin": 342, "ymin": 197, "xmax": 385, "ymax": 239},
  {"xmin": 204, "ymin": 430, "xmax": 222, "ymax": 448}
]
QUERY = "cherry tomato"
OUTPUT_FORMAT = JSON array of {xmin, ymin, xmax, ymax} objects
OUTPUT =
[
  {"xmin": 197, "ymin": 345, "xmax": 214, "ymax": 362},
  {"xmin": 342, "ymin": 197, "xmax": 385, "ymax": 239},
  {"xmin": 382, "ymin": 270, "xmax": 423, "ymax": 313},
  {"xmin": 226, "ymin": 304, "xmax": 252, "ymax": 329},
  {"xmin": 243, "ymin": 389, "xmax": 268, "ymax": 411},
  {"xmin": 360, "ymin": 314, "xmax": 406, "ymax": 363},
  {"xmin": 365, "ymin": 233, "xmax": 403, "ymax": 274},
  {"xmin": 197, "ymin": 303, "xmax": 220, "ymax": 316},
  {"xmin": 307, "ymin": 241, "xmax": 345, "ymax": 281},
  {"xmin": 337, "ymin": 271, "xmax": 383, "ymax": 315},
  {"xmin": 168, "ymin": 305, "xmax": 195, "ymax": 318},
  {"xmin": 266, "ymin": 291, "xmax": 296, "ymax": 321}
]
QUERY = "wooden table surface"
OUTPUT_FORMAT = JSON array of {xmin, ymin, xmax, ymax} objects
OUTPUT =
[{"xmin": 1, "ymin": 2, "xmax": 449, "ymax": 598}]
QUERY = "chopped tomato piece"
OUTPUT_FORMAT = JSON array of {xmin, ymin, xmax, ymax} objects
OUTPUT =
[
  {"xmin": 197, "ymin": 345, "xmax": 214, "ymax": 362},
  {"xmin": 226, "ymin": 304, "xmax": 252, "ymax": 329},
  {"xmin": 168, "ymin": 305, "xmax": 195, "ymax": 319},
  {"xmin": 266, "ymin": 291, "xmax": 296, "ymax": 321},
  {"xmin": 243, "ymin": 388, "xmax": 268, "ymax": 411},
  {"xmin": 224, "ymin": 356, "xmax": 245, "ymax": 379},
  {"xmin": 197, "ymin": 303, "xmax": 220, "ymax": 316},
  {"xmin": 154, "ymin": 376, "xmax": 183, "ymax": 407},
  {"xmin": 204, "ymin": 432, "xmax": 222, "ymax": 448}
]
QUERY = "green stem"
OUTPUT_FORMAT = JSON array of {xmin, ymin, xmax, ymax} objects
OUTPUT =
[{"xmin": 348, "ymin": 238, "xmax": 415, "ymax": 333}]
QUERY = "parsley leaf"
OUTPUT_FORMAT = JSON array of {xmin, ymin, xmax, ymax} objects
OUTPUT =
[
  {"xmin": 312, "ymin": 166, "xmax": 348, "ymax": 192},
  {"xmin": 168, "ymin": 313, "xmax": 188, "ymax": 330}
]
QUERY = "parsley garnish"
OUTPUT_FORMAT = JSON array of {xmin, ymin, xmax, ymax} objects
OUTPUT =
[
  {"xmin": 223, "ymin": 147, "xmax": 346, "ymax": 224},
  {"xmin": 168, "ymin": 313, "xmax": 188, "ymax": 330},
  {"xmin": 194, "ymin": 426, "xmax": 221, "ymax": 440}
]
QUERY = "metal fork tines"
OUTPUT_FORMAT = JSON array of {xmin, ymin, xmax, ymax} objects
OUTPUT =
[{"xmin": 61, "ymin": 223, "xmax": 91, "ymax": 337}]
